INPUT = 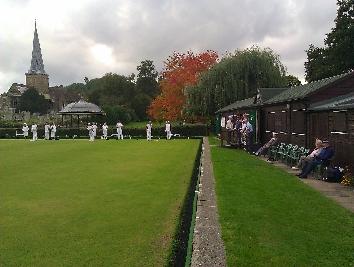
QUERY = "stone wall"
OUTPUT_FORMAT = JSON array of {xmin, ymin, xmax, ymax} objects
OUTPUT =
[{"xmin": 26, "ymin": 73, "xmax": 49, "ymax": 95}]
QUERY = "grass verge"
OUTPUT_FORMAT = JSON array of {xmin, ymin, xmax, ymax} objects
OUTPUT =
[{"xmin": 211, "ymin": 145, "xmax": 354, "ymax": 266}]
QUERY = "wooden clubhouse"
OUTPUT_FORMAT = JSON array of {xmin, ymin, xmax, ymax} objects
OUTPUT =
[{"xmin": 217, "ymin": 71, "xmax": 354, "ymax": 170}]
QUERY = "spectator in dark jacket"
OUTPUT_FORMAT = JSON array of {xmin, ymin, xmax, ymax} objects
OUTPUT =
[{"xmin": 297, "ymin": 140, "xmax": 334, "ymax": 178}]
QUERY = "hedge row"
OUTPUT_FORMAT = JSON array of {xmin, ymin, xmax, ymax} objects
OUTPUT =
[{"xmin": 0, "ymin": 125, "xmax": 209, "ymax": 139}]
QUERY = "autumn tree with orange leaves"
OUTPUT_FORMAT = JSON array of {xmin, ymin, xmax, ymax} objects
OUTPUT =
[{"xmin": 148, "ymin": 51, "xmax": 218, "ymax": 121}]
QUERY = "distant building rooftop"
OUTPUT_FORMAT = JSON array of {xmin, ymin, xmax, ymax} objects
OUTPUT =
[{"xmin": 58, "ymin": 99, "xmax": 105, "ymax": 115}]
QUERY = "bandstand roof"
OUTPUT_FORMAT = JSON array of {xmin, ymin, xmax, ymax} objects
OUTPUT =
[{"xmin": 58, "ymin": 99, "xmax": 105, "ymax": 115}]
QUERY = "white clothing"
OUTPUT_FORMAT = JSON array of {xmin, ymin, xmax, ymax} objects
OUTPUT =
[
  {"xmin": 22, "ymin": 126, "xmax": 29, "ymax": 137},
  {"xmin": 221, "ymin": 117, "xmax": 226, "ymax": 128},
  {"xmin": 51, "ymin": 125, "xmax": 56, "ymax": 138},
  {"xmin": 226, "ymin": 119, "xmax": 233, "ymax": 130},
  {"xmin": 92, "ymin": 125, "xmax": 97, "ymax": 137},
  {"xmin": 87, "ymin": 125, "xmax": 94, "ymax": 141},
  {"xmin": 31, "ymin": 124, "xmax": 38, "ymax": 141},
  {"xmin": 241, "ymin": 121, "xmax": 253, "ymax": 133},
  {"xmin": 102, "ymin": 125, "xmax": 108, "ymax": 139},
  {"xmin": 146, "ymin": 123, "xmax": 152, "ymax": 140},
  {"xmin": 44, "ymin": 124, "xmax": 50, "ymax": 140},
  {"xmin": 116, "ymin": 123, "xmax": 123, "ymax": 139},
  {"xmin": 165, "ymin": 123, "xmax": 171, "ymax": 140}
]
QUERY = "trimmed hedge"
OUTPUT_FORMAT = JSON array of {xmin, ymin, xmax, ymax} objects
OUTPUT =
[{"xmin": 0, "ymin": 124, "xmax": 209, "ymax": 139}]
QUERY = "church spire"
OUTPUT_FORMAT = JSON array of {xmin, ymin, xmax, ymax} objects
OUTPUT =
[{"xmin": 28, "ymin": 20, "xmax": 46, "ymax": 74}]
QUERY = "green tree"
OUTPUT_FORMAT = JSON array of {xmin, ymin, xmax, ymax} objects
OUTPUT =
[
  {"xmin": 132, "ymin": 93, "xmax": 152, "ymax": 120},
  {"xmin": 18, "ymin": 88, "xmax": 51, "ymax": 114},
  {"xmin": 103, "ymin": 105, "xmax": 136, "ymax": 124},
  {"xmin": 136, "ymin": 60, "xmax": 159, "ymax": 97},
  {"xmin": 186, "ymin": 46, "xmax": 287, "ymax": 117},
  {"xmin": 305, "ymin": 0, "xmax": 354, "ymax": 82},
  {"xmin": 133, "ymin": 60, "xmax": 159, "ymax": 120},
  {"xmin": 87, "ymin": 73, "xmax": 135, "ymax": 107},
  {"xmin": 285, "ymin": 75, "xmax": 302, "ymax": 87}
]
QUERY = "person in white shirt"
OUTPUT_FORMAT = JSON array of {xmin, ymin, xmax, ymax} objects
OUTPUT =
[
  {"xmin": 102, "ymin": 122, "xmax": 108, "ymax": 139},
  {"xmin": 146, "ymin": 121, "xmax": 152, "ymax": 141},
  {"xmin": 44, "ymin": 123, "xmax": 50, "ymax": 140},
  {"xmin": 87, "ymin": 123, "xmax": 94, "ymax": 141},
  {"xmin": 92, "ymin": 123, "xmax": 98, "ymax": 139},
  {"xmin": 241, "ymin": 114, "xmax": 253, "ymax": 151},
  {"xmin": 31, "ymin": 124, "xmax": 38, "ymax": 141},
  {"xmin": 165, "ymin": 121, "xmax": 172, "ymax": 140},
  {"xmin": 225, "ymin": 116, "xmax": 233, "ymax": 144},
  {"xmin": 116, "ymin": 121, "xmax": 124, "ymax": 139},
  {"xmin": 50, "ymin": 123, "xmax": 57, "ymax": 140},
  {"xmin": 22, "ymin": 123, "xmax": 29, "ymax": 139}
]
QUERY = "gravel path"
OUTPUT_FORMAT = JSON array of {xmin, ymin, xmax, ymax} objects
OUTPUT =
[{"xmin": 191, "ymin": 137, "xmax": 227, "ymax": 267}]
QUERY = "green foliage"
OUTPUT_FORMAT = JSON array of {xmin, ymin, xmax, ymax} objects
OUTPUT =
[
  {"xmin": 60, "ymin": 60, "xmax": 160, "ymax": 121},
  {"xmin": 305, "ymin": 0, "xmax": 354, "ymax": 82},
  {"xmin": 186, "ymin": 47, "xmax": 287, "ymax": 117},
  {"xmin": 88, "ymin": 73, "xmax": 135, "ymax": 107},
  {"xmin": 63, "ymin": 82, "xmax": 86, "ymax": 94},
  {"xmin": 18, "ymin": 88, "xmax": 51, "ymax": 114},
  {"xmin": 285, "ymin": 74, "xmax": 302, "ymax": 87},
  {"xmin": 131, "ymin": 93, "xmax": 152, "ymax": 120},
  {"xmin": 211, "ymin": 145, "xmax": 354, "ymax": 266},
  {"xmin": 103, "ymin": 105, "xmax": 136, "ymax": 124}
]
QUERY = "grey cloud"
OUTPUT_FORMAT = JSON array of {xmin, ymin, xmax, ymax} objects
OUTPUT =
[{"xmin": 0, "ymin": 0, "xmax": 338, "ymax": 92}]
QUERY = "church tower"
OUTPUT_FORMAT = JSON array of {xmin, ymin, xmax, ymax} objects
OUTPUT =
[{"xmin": 25, "ymin": 20, "xmax": 49, "ymax": 96}]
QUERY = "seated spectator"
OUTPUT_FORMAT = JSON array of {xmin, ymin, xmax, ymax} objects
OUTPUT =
[
  {"xmin": 292, "ymin": 139, "xmax": 322, "ymax": 169},
  {"xmin": 254, "ymin": 132, "xmax": 278, "ymax": 156},
  {"xmin": 297, "ymin": 140, "xmax": 334, "ymax": 178}
]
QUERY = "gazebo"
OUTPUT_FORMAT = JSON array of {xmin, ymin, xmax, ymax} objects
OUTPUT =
[{"xmin": 58, "ymin": 99, "xmax": 105, "ymax": 128}]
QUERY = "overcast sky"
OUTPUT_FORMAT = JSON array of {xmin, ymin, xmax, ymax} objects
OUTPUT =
[{"xmin": 0, "ymin": 0, "xmax": 338, "ymax": 93}]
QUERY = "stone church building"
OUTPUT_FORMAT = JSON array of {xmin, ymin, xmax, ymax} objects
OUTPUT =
[{"xmin": 0, "ymin": 21, "xmax": 78, "ymax": 120}]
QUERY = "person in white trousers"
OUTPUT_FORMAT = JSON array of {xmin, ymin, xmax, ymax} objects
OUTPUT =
[
  {"xmin": 44, "ymin": 123, "xmax": 50, "ymax": 140},
  {"xmin": 51, "ymin": 123, "xmax": 57, "ymax": 140},
  {"xmin": 92, "ymin": 122, "xmax": 97, "ymax": 140},
  {"xmin": 31, "ymin": 124, "xmax": 38, "ymax": 141},
  {"xmin": 102, "ymin": 123, "xmax": 108, "ymax": 139},
  {"xmin": 22, "ymin": 123, "xmax": 29, "ymax": 139},
  {"xmin": 116, "ymin": 121, "xmax": 124, "ymax": 139},
  {"xmin": 165, "ymin": 121, "xmax": 172, "ymax": 140},
  {"xmin": 146, "ymin": 121, "xmax": 152, "ymax": 141},
  {"xmin": 87, "ymin": 123, "xmax": 94, "ymax": 141}
]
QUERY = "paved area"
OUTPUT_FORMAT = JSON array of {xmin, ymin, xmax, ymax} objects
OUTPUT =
[
  {"xmin": 191, "ymin": 137, "xmax": 226, "ymax": 267},
  {"xmin": 266, "ymin": 159, "xmax": 354, "ymax": 213}
]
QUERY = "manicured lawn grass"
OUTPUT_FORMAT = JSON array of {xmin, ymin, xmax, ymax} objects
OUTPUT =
[
  {"xmin": 211, "ymin": 145, "xmax": 354, "ymax": 266},
  {"xmin": 0, "ymin": 139, "xmax": 200, "ymax": 266}
]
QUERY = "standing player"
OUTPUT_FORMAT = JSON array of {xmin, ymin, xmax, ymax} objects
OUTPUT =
[
  {"xmin": 44, "ymin": 122, "xmax": 51, "ymax": 140},
  {"xmin": 51, "ymin": 123, "xmax": 57, "ymax": 140},
  {"xmin": 31, "ymin": 123, "xmax": 38, "ymax": 141},
  {"xmin": 165, "ymin": 121, "xmax": 172, "ymax": 140},
  {"xmin": 22, "ymin": 123, "xmax": 29, "ymax": 139},
  {"xmin": 102, "ymin": 122, "xmax": 109, "ymax": 139},
  {"xmin": 116, "ymin": 121, "xmax": 124, "ymax": 139},
  {"xmin": 146, "ymin": 121, "xmax": 152, "ymax": 141},
  {"xmin": 87, "ymin": 123, "xmax": 94, "ymax": 141},
  {"xmin": 92, "ymin": 122, "xmax": 98, "ymax": 140}
]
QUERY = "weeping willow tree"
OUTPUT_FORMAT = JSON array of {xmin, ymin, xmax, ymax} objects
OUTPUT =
[{"xmin": 186, "ymin": 46, "xmax": 287, "ymax": 117}]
